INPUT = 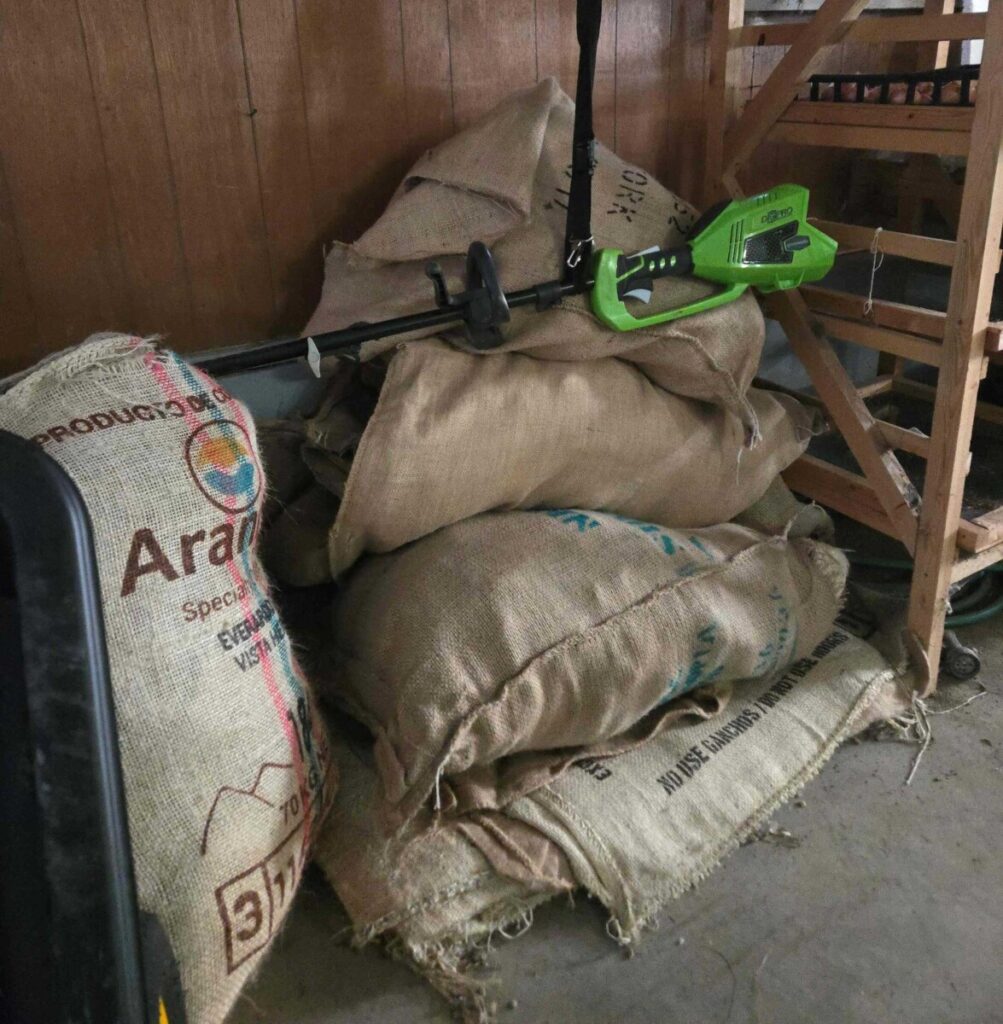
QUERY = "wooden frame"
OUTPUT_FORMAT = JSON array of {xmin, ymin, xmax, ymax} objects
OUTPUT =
[{"xmin": 708, "ymin": 0, "xmax": 1003, "ymax": 691}]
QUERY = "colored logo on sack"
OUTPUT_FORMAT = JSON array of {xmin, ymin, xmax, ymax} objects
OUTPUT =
[{"xmin": 184, "ymin": 420, "xmax": 262, "ymax": 514}]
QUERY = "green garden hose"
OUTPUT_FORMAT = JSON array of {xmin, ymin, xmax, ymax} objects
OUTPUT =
[{"xmin": 848, "ymin": 554, "xmax": 1003, "ymax": 627}]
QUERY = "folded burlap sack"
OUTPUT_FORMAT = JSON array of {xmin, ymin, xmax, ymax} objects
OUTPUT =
[
  {"xmin": 322, "ymin": 508, "xmax": 849, "ymax": 828},
  {"xmin": 304, "ymin": 78, "xmax": 766, "ymax": 437},
  {"xmin": 734, "ymin": 475, "xmax": 836, "ymax": 543},
  {"xmin": 0, "ymin": 336, "xmax": 333, "ymax": 1024},
  {"xmin": 313, "ymin": 715, "xmax": 565, "ymax": 1022},
  {"xmin": 266, "ymin": 342, "xmax": 815, "ymax": 585},
  {"xmin": 492, "ymin": 628, "xmax": 899, "ymax": 941},
  {"xmin": 256, "ymin": 417, "xmax": 313, "ymax": 524}
]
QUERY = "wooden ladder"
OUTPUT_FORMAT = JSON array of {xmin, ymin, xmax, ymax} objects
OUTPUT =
[{"xmin": 706, "ymin": 0, "xmax": 1003, "ymax": 690}]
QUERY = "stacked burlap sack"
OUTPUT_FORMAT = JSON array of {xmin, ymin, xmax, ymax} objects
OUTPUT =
[
  {"xmin": 252, "ymin": 80, "xmax": 909, "ymax": 1019},
  {"xmin": 0, "ymin": 335, "xmax": 334, "ymax": 1024},
  {"xmin": 264, "ymin": 78, "xmax": 810, "ymax": 590}
]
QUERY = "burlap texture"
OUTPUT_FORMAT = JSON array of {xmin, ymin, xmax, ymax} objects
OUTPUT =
[
  {"xmin": 256, "ymin": 417, "xmax": 313, "ymax": 524},
  {"xmin": 303, "ymin": 78, "xmax": 766, "ymax": 435},
  {"xmin": 264, "ymin": 341, "xmax": 815, "ymax": 585},
  {"xmin": 733, "ymin": 475, "xmax": 836, "ymax": 543},
  {"xmin": 313, "ymin": 715, "xmax": 565, "ymax": 1024},
  {"xmin": 0, "ymin": 336, "xmax": 333, "ymax": 1024},
  {"xmin": 313, "ymin": 717, "xmax": 564, "ymax": 945},
  {"xmin": 323, "ymin": 509, "xmax": 849, "ymax": 828},
  {"xmin": 498, "ymin": 629, "xmax": 898, "ymax": 940}
]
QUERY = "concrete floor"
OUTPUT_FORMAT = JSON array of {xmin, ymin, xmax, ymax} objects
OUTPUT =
[{"xmin": 229, "ymin": 614, "xmax": 1003, "ymax": 1024}]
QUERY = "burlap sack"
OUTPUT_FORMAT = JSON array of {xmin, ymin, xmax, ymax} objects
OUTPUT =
[
  {"xmin": 304, "ymin": 78, "xmax": 766, "ymax": 437},
  {"xmin": 256, "ymin": 417, "xmax": 313, "ymax": 524},
  {"xmin": 734, "ymin": 475, "xmax": 836, "ymax": 543},
  {"xmin": 313, "ymin": 715, "xmax": 563, "ymax": 1022},
  {"xmin": 267, "ymin": 341, "xmax": 816, "ymax": 585},
  {"xmin": 0, "ymin": 336, "xmax": 333, "ymax": 1024},
  {"xmin": 495, "ymin": 629, "xmax": 898, "ymax": 941},
  {"xmin": 324, "ymin": 508, "xmax": 849, "ymax": 828}
]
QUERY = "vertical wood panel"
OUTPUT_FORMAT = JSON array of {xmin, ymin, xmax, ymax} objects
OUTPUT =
[
  {"xmin": 534, "ymin": 0, "xmax": 617, "ymax": 145},
  {"xmin": 296, "ymin": 0, "xmax": 408, "ymax": 243},
  {"xmin": 401, "ymin": 0, "xmax": 456, "ymax": 155},
  {"xmin": 664, "ymin": 0, "xmax": 710, "ymax": 201},
  {"xmin": 0, "ymin": 155, "xmax": 40, "ymax": 375},
  {"xmin": 447, "ymin": 0, "xmax": 538, "ymax": 127},
  {"xmin": 238, "ymin": 0, "xmax": 323, "ymax": 334},
  {"xmin": 77, "ymin": 0, "xmax": 194, "ymax": 345},
  {"xmin": 613, "ymin": 0, "xmax": 674, "ymax": 184},
  {"xmin": 3, "ymin": 0, "xmax": 886, "ymax": 372},
  {"xmin": 145, "ymin": 0, "xmax": 274, "ymax": 346},
  {"xmin": 0, "ymin": 0, "xmax": 130, "ymax": 350}
]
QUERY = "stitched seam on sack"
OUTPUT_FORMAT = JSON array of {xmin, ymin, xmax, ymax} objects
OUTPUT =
[
  {"xmin": 0, "ymin": 336, "xmax": 160, "ymax": 405},
  {"xmin": 332, "ymin": 535, "xmax": 779, "ymax": 803},
  {"xmin": 356, "ymin": 869, "xmax": 506, "ymax": 938},
  {"xmin": 480, "ymin": 692, "xmax": 725, "ymax": 812},
  {"xmin": 558, "ymin": 302, "xmax": 752, "ymax": 412},
  {"xmin": 379, "ymin": 534, "xmax": 808, "ymax": 814},
  {"xmin": 440, "ymin": 535, "xmax": 789, "ymax": 744},
  {"xmin": 469, "ymin": 816, "xmax": 543, "ymax": 878},
  {"xmin": 534, "ymin": 787, "xmax": 632, "ymax": 917},
  {"xmin": 330, "ymin": 535, "xmax": 784, "ymax": 723}
]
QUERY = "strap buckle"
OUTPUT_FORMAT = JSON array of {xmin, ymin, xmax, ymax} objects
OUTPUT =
[{"xmin": 566, "ymin": 234, "xmax": 594, "ymax": 270}]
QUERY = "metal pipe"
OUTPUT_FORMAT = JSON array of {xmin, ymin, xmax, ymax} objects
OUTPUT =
[{"xmin": 192, "ymin": 278, "xmax": 586, "ymax": 378}]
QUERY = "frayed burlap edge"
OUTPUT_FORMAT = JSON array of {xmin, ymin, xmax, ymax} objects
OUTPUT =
[
  {"xmin": 0, "ymin": 333, "xmax": 162, "ymax": 400},
  {"xmin": 359, "ymin": 890, "xmax": 554, "ymax": 1024}
]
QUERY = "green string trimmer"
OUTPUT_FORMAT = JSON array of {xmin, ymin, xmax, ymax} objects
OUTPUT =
[
  {"xmin": 589, "ymin": 184, "xmax": 837, "ymax": 331},
  {"xmin": 195, "ymin": 1, "xmax": 837, "ymax": 377}
]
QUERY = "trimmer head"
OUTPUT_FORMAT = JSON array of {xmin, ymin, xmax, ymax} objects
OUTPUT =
[{"xmin": 591, "ymin": 184, "xmax": 837, "ymax": 331}]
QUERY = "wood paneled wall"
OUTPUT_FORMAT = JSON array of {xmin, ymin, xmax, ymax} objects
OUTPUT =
[
  {"xmin": 0, "ymin": 0, "xmax": 710, "ymax": 374},
  {"xmin": 0, "ymin": 2, "xmax": 917, "ymax": 375}
]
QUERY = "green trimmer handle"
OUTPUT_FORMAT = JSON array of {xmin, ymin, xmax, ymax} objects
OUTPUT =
[{"xmin": 590, "ymin": 247, "xmax": 750, "ymax": 331}]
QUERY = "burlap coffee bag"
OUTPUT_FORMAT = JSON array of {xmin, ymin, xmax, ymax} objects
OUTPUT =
[
  {"xmin": 267, "ymin": 342, "xmax": 815, "ymax": 585},
  {"xmin": 734, "ymin": 475, "xmax": 836, "ymax": 542},
  {"xmin": 314, "ymin": 717, "xmax": 565, "ymax": 943},
  {"xmin": 498, "ymin": 629, "xmax": 898, "ymax": 940},
  {"xmin": 323, "ymin": 509, "xmax": 848, "ymax": 827},
  {"xmin": 256, "ymin": 417, "xmax": 313, "ymax": 524},
  {"xmin": 304, "ymin": 78, "xmax": 766, "ymax": 437},
  {"xmin": 313, "ymin": 715, "xmax": 563, "ymax": 1023},
  {"xmin": 0, "ymin": 336, "xmax": 332, "ymax": 1024}
]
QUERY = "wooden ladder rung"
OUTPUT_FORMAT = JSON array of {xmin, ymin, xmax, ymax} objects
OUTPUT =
[
  {"xmin": 878, "ymin": 420, "xmax": 931, "ymax": 460},
  {"xmin": 816, "ymin": 314, "xmax": 945, "ymax": 366},
  {"xmin": 893, "ymin": 378, "xmax": 1003, "ymax": 430},
  {"xmin": 783, "ymin": 455, "xmax": 902, "ymax": 542},
  {"xmin": 780, "ymin": 101, "xmax": 975, "ymax": 134},
  {"xmin": 753, "ymin": 385, "xmax": 933, "ymax": 460},
  {"xmin": 801, "ymin": 286, "xmax": 1003, "ymax": 356},
  {"xmin": 855, "ymin": 375, "xmax": 896, "ymax": 400},
  {"xmin": 959, "ymin": 509, "xmax": 1003, "ymax": 555},
  {"xmin": 771, "ymin": 120, "xmax": 970, "ymax": 156},
  {"xmin": 952, "ymin": 541, "xmax": 1003, "ymax": 584},
  {"xmin": 803, "ymin": 286, "xmax": 943, "ymax": 336},
  {"xmin": 783, "ymin": 455, "xmax": 996, "ymax": 554},
  {"xmin": 732, "ymin": 12, "xmax": 987, "ymax": 49},
  {"xmin": 810, "ymin": 220, "xmax": 959, "ymax": 267},
  {"xmin": 971, "ymin": 504, "xmax": 1003, "ymax": 538}
]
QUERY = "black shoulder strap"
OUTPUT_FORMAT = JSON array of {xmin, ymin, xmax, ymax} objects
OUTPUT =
[{"xmin": 562, "ymin": 0, "xmax": 602, "ymax": 285}]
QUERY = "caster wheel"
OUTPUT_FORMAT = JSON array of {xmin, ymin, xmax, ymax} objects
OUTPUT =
[{"xmin": 941, "ymin": 630, "xmax": 981, "ymax": 681}]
